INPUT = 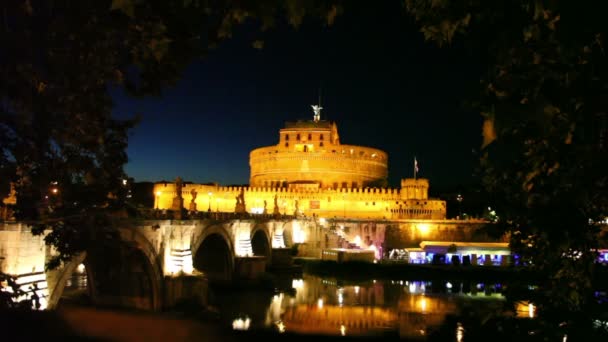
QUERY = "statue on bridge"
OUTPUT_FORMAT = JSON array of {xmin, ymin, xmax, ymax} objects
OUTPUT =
[
  {"xmin": 273, "ymin": 194, "xmax": 280, "ymax": 216},
  {"xmin": 172, "ymin": 176, "xmax": 185, "ymax": 219},
  {"xmin": 235, "ymin": 188, "xmax": 246, "ymax": 213},
  {"xmin": 294, "ymin": 199, "xmax": 300, "ymax": 216},
  {"xmin": 189, "ymin": 188, "xmax": 198, "ymax": 212}
]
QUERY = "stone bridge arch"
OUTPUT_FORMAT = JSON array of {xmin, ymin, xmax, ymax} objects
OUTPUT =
[
  {"xmin": 46, "ymin": 227, "xmax": 163, "ymax": 311},
  {"xmin": 191, "ymin": 224, "xmax": 235, "ymax": 282},
  {"xmin": 250, "ymin": 224, "xmax": 271, "ymax": 258}
]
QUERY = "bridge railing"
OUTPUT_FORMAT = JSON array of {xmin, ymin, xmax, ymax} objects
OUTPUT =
[{"xmin": 134, "ymin": 208, "xmax": 297, "ymax": 221}]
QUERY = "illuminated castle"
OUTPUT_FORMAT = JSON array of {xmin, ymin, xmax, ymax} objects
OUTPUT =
[{"xmin": 153, "ymin": 106, "xmax": 446, "ymax": 220}]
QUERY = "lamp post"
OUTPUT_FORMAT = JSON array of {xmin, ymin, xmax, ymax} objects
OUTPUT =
[
  {"xmin": 208, "ymin": 192, "xmax": 213, "ymax": 212},
  {"xmin": 155, "ymin": 191, "xmax": 161, "ymax": 209}
]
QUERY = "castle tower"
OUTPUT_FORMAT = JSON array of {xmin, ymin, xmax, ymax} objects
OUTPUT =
[
  {"xmin": 249, "ymin": 107, "xmax": 388, "ymax": 189},
  {"xmin": 400, "ymin": 178, "xmax": 429, "ymax": 200}
]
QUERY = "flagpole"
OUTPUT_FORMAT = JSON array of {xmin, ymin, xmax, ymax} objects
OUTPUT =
[{"xmin": 414, "ymin": 156, "xmax": 417, "ymax": 180}]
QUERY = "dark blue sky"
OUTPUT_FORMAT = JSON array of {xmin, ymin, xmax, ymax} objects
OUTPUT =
[{"xmin": 112, "ymin": 1, "xmax": 485, "ymax": 190}]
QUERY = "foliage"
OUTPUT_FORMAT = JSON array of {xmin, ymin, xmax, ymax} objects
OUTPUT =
[
  {"xmin": 0, "ymin": 273, "xmax": 40, "ymax": 310},
  {"xmin": 0, "ymin": 0, "xmax": 341, "ymax": 270},
  {"xmin": 404, "ymin": 0, "xmax": 608, "ymax": 315}
]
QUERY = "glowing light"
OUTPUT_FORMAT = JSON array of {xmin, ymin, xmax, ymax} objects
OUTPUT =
[
  {"xmin": 276, "ymin": 320, "xmax": 286, "ymax": 333},
  {"xmin": 232, "ymin": 317, "xmax": 251, "ymax": 330},
  {"xmin": 292, "ymin": 222, "xmax": 307, "ymax": 243},
  {"xmin": 409, "ymin": 283, "xmax": 416, "ymax": 293},
  {"xmin": 340, "ymin": 324, "xmax": 346, "ymax": 336},
  {"xmin": 317, "ymin": 298, "xmax": 324, "ymax": 309},
  {"xmin": 51, "ymin": 188, "xmax": 58, "ymax": 194},
  {"xmin": 319, "ymin": 217, "xmax": 326, "ymax": 225},
  {"xmin": 446, "ymin": 282, "xmax": 452, "ymax": 289},
  {"xmin": 417, "ymin": 224, "xmax": 430, "ymax": 236},
  {"xmin": 528, "ymin": 303, "xmax": 535, "ymax": 318},
  {"xmin": 338, "ymin": 293, "xmax": 343, "ymax": 305},
  {"xmin": 353, "ymin": 235, "xmax": 361, "ymax": 246},
  {"xmin": 456, "ymin": 323, "xmax": 465, "ymax": 342},
  {"xmin": 419, "ymin": 297, "xmax": 427, "ymax": 312},
  {"xmin": 156, "ymin": 191, "xmax": 161, "ymax": 196},
  {"xmin": 272, "ymin": 231, "xmax": 285, "ymax": 248},
  {"xmin": 250, "ymin": 207, "xmax": 264, "ymax": 214},
  {"xmin": 292, "ymin": 279, "xmax": 304, "ymax": 289},
  {"xmin": 76, "ymin": 264, "xmax": 85, "ymax": 274},
  {"xmin": 273, "ymin": 293, "xmax": 284, "ymax": 304},
  {"xmin": 354, "ymin": 286, "xmax": 359, "ymax": 294}
]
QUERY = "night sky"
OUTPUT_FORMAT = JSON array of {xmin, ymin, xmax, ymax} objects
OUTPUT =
[{"xmin": 112, "ymin": 1, "xmax": 485, "ymax": 190}]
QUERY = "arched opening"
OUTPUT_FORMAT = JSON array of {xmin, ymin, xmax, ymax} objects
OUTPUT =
[
  {"xmin": 251, "ymin": 229, "xmax": 270, "ymax": 258},
  {"xmin": 84, "ymin": 242, "xmax": 158, "ymax": 310},
  {"xmin": 193, "ymin": 233, "xmax": 232, "ymax": 282}
]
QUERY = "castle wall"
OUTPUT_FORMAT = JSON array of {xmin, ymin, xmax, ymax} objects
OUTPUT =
[{"xmin": 152, "ymin": 183, "xmax": 446, "ymax": 220}]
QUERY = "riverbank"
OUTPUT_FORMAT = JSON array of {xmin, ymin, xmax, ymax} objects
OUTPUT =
[{"xmin": 294, "ymin": 258, "xmax": 539, "ymax": 282}]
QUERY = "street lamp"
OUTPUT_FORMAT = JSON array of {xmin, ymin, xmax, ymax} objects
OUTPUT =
[{"xmin": 208, "ymin": 192, "xmax": 213, "ymax": 212}]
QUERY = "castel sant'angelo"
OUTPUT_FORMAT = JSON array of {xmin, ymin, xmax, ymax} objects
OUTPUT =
[{"xmin": 154, "ymin": 105, "xmax": 446, "ymax": 220}]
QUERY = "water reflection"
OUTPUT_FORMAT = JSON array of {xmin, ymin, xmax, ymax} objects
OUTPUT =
[{"xmin": 222, "ymin": 274, "xmax": 509, "ymax": 338}]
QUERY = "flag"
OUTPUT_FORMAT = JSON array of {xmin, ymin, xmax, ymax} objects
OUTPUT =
[{"xmin": 414, "ymin": 157, "xmax": 419, "ymax": 173}]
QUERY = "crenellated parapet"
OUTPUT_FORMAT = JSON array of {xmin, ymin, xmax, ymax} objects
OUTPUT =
[{"xmin": 153, "ymin": 179, "xmax": 446, "ymax": 220}]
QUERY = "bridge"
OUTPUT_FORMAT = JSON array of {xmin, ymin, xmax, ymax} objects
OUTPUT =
[{"xmin": 0, "ymin": 216, "xmax": 314, "ymax": 311}]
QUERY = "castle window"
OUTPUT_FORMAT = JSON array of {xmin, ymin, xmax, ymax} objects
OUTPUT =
[
  {"xmin": 308, "ymin": 133, "xmax": 312, "ymax": 140},
  {"xmin": 372, "ymin": 202, "xmax": 376, "ymax": 206},
  {"xmin": 320, "ymin": 134, "xmax": 324, "ymax": 140},
  {"xmin": 352, "ymin": 181, "xmax": 357, "ymax": 188},
  {"xmin": 285, "ymin": 142, "xmax": 289, "ymax": 147},
  {"xmin": 296, "ymin": 134, "xmax": 300, "ymax": 140},
  {"xmin": 333, "ymin": 182, "xmax": 338, "ymax": 189},
  {"xmin": 320, "ymin": 142, "xmax": 324, "ymax": 147},
  {"xmin": 303, "ymin": 145, "xmax": 308, "ymax": 152},
  {"xmin": 341, "ymin": 182, "xmax": 347, "ymax": 188},
  {"xmin": 285, "ymin": 134, "xmax": 289, "ymax": 141}
]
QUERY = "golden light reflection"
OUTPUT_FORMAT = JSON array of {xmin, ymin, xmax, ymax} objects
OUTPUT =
[
  {"xmin": 456, "ymin": 322, "xmax": 464, "ymax": 342},
  {"xmin": 276, "ymin": 320, "xmax": 286, "ymax": 333},
  {"xmin": 232, "ymin": 317, "xmax": 251, "ymax": 330},
  {"xmin": 419, "ymin": 297, "xmax": 427, "ymax": 312},
  {"xmin": 354, "ymin": 286, "xmax": 360, "ymax": 294},
  {"xmin": 515, "ymin": 301, "xmax": 536, "ymax": 318},
  {"xmin": 340, "ymin": 324, "xmax": 346, "ymax": 336},
  {"xmin": 317, "ymin": 298, "xmax": 324, "ymax": 309},
  {"xmin": 292, "ymin": 278, "xmax": 304, "ymax": 289}
]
